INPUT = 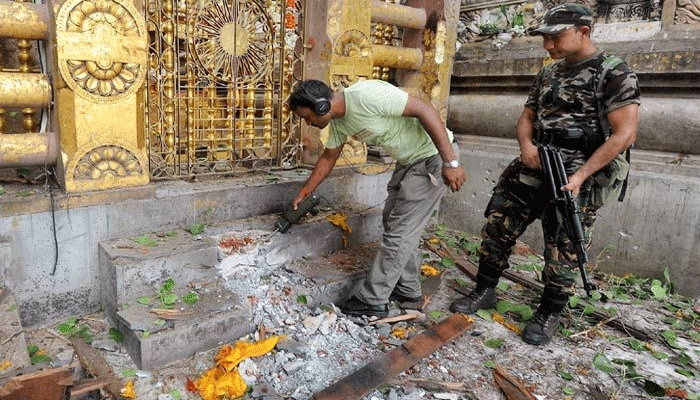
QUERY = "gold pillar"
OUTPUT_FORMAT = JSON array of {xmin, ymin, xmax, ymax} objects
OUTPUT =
[
  {"xmin": 0, "ymin": 0, "xmax": 49, "ymax": 39},
  {"xmin": 54, "ymin": 0, "xmax": 149, "ymax": 192}
]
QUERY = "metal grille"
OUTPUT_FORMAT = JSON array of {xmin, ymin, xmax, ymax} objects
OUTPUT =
[{"xmin": 145, "ymin": 0, "xmax": 304, "ymax": 178}]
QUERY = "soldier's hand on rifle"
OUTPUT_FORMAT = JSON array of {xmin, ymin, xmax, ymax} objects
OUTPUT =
[
  {"xmin": 520, "ymin": 142, "xmax": 541, "ymax": 170},
  {"xmin": 562, "ymin": 170, "xmax": 586, "ymax": 196}
]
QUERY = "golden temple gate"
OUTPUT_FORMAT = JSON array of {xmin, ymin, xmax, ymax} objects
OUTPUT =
[{"xmin": 145, "ymin": 0, "xmax": 306, "ymax": 177}]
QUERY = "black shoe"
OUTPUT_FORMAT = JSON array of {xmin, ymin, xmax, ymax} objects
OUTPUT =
[
  {"xmin": 449, "ymin": 286, "xmax": 497, "ymax": 314},
  {"xmin": 522, "ymin": 311, "xmax": 561, "ymax": 345},
  {"xmin": 389, "ymin": 290, "xmax": 423, "ymax": 304},
  {"xmin": 338, "ymin": 296, "xmax": 389, "ymax": 318}
]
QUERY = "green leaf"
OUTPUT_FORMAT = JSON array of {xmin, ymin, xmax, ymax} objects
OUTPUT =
[
  {"xmin": 650, "ymin": 279, "xmax": 666, "ymax": 300},
  {"xmin": 109, "ymin": 327, "xmax": 124, "ymax": 344},
  {"xmin": 170, "ymin": 389, "xmax": 182, "ymax": 400},
  {"xmin": 559, "ymin": 370, "xmax": 573, "ymax": 380},
  {"xmin": 133, "ymin": 235, "xmax": 157, "ymax": 246},
  {"xmin": 183, "ymin": 292, "xmax": 199, "ymax": 305},
  {"xmin": 142, "ymin": 331, "xmax": 151, "ymax": 338},
  {"xmin": 593, "ymin": 352, "xmax": 615, "ymax": 374},
  {"xmin": 264, "ymin": 174, "xmax": 279, "ymax": 181},
  {"xmin": 476, "ymin": 309, "xmax": 492, "ymax": 321},
  {"xmin": 160, "ymin": 278, "xmax": 175, "ymax": 293},
  {"xmin": 642, "ymin": 379, "xmax": 666, "ymax": 397},
  {"xmin": 136, "ymin": 296, "xmax": 152, "ymax": 305},
  {"xmin": 188, "ymin": 223, "xmax": 206, "ymax": 235},
  {"xmin": 569, "ymin": 296, "xmax": 581, "ymax": 308},
  {"xmin": 428, "ymin": 310, "xmax": 442, "ymax": 320},
  {"xmin": 582, "ymin": 304, "xmax": 596, "ymax": 315},
  {"xmin": 296, "ymin": 294, "xmax": 308, "ymax": 305},
  {"xmin": 27, "ymin": 344, "xmax": 39, "ymax": 356},
  {"xmin": 0, "ymin": 186, "xmax": 5, "ymax": 196},
  {"xmin": 166, "ymin": 231, "xmax": 178, "ymax": 237},
  {"xmin": 484, "ymin": 338, "xmax": 504, "ymax": 348},
  {"xmin": 675, "ymin": 368, "xmax": 696, "ymax": 377},
  {"xmin": 440, "ymin": 257, "xmax": 456, "ymax": 268},
  {"xmin": 153, "ymin": 319, "xmax": 166, "ymax": 326},
  {"xmin": 590, "ymin": 291, "xmax": 602, "ymax": 301},
  {"xmin": 496, "ymin": 281, "xmax": 509, "ymax": 291},
  {"xmin": 161, "ymin": 293, "xmax": 178, "ymax": 305},
  {"xmin": 15, "ymin": 191, "xmax": 32, "ymax": 198},
  {"xmin": 483, "ymin": 360, "xmax": 497, "ymax": 369},
  {"xmin": 652, "ymin": 351, "xmax": 668, "ymax": 360},
  {"xmin": 30, "ymin": 354, "xmax": 52, "ymax": 364},
  {"xmin": 628, "ymin": 339, "xmax": 646, "ymax": 352},
  {"xmin": 562, "ymin": 387, "xmax": 574, "ymax": 395},
  {"xmin": 6, "ymin": 303, "xmax": 16, "ymax": 311},
  {"xmin": 660, "ymin": 330, "xmax": 682, "ymax": 349},
  {"xmin": 122, "ymin": 369, "xmax": 137, "ymax": 378}
]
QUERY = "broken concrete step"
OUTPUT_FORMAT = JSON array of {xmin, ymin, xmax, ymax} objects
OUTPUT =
[
  {"xmin": 114, "ymin": 279, "xmax": 251, "ymax": 370},
  {"xmin": 0, "ymin": 288, "xmax": 32, "ymax": 376},
  {"xmin": 98, "ymin": 231, "xmax": 220, "ymax": 324}
]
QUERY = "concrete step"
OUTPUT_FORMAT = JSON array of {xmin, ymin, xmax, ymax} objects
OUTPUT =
[
  {"xmin": 99, "ymin": 203, "xmax": 383, "ymax": 369},
  {"xmin": 0, "ymin": 288, "xmax": 32, "ymax": 375}
]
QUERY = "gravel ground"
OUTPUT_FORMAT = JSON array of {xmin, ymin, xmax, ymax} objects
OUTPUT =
[{"xmin": 16, "ymin": 229, "xmax": 700, "ymax": 400}]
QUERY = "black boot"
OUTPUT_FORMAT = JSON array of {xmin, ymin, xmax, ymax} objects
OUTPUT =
[
  {"xmin": 449, "ymin": 285, "xmax": 497, "ymax": 314},
  {"xmin": 522, "ymin": 286, "xmax": 568, "ymax": 345},
  {"xmin": 521, "ymin": 308, "xmax": 561, "ymax": 345}
]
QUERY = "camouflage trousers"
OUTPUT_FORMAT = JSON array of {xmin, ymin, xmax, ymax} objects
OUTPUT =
[{"xmin": 477, "ymin": 158, "xmax": 599, "ymax": 310}]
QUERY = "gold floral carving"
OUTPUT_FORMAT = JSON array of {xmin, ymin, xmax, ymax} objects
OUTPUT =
[
  {"xmin": 73, "ymin": 145, "xmax": 144, "ymax": 180},
  {"xmin": 56, "ymin": 0, "xmax": 147, "ymax": 102},
  {"xmin": 191, "ymin": 0, "xmax": 273, "ymax": 84},
  {"xmin": 334, "ymin": 29, "xmax": 373, "ymax": 58}
]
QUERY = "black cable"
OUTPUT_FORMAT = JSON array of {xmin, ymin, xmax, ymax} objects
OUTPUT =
[{"xmin": 47, "ymin": 169, "xmax": 59, "ymax": 276}]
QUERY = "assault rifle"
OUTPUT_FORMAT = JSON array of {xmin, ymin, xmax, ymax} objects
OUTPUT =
[{"xmin": 538, "ymin": 144, "xmax": 597, "ymax": 297}]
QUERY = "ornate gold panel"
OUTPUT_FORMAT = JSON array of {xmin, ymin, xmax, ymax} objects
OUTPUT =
[
  {"xmin": 146, "ymin": 0, "xmax": 304, "ymax": 178},
  {"xmin": 56, "ymin": 0, "xmax": 148, "ymax": 103}
]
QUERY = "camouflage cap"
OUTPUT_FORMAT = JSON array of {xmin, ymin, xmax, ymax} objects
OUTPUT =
[{"xmin": 530, "ymin": 3, "xmax": 594, "ymax": 35}]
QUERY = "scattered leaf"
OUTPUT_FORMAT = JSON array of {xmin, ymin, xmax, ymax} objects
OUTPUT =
[
  {"xmin": 428, "ymin": 310, "xmax": 442, "ymax": 320},
  {"xmin": 593, "ymin": 352, "xmax": 615, "ymax": 374},
  {"xmin": 184, "ymin": 292, "xmax": 199, "ymax": 304},
  {"xmin": 109, "ymin": 327, "xmax": 124, "ymax": 343},
  {"xmin": 136, "ymin": 296, "xmax": 153, "ymax": 305},
  {"xmin": 559, "ymin": 370, "xmax": 573, "ymax": 380},
  {"xmin": 133, "ymin": 235, "xmax": 157, "ymax": 246},
  {"xmin": 188, "ymin": 223, "xmax": 206, "ymax": 235},
  {"xmin": 484, "ymin": 338, "xmax": 504, "ymax": 348},
  {"xmin": 483, "ymin": 360, "xmax": 497, "ymax": 369},
  {"xmin": 296, "ymin": 294, "xmax": 308, "ymax": 305},
  {"xmin": 122, "ymin": 369, "xmax": 137, "ymax": 378},
  {"xmin": 476, "ymin": 309, "xmax": 492, "ymax": 321}
]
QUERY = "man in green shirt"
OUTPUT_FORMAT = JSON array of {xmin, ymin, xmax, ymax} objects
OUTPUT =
[{"xmin": 289, "ymin": 79, "xmax": 466, "ymax": 317}]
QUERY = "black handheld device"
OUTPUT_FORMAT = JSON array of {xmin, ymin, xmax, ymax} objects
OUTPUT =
[{"xmin": 275, "ymin": 194, "xmax": 320, "ymax": 233}]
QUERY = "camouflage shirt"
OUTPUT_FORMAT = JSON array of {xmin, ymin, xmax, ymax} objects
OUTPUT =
[{"xmin": 525, "ymin": 49, "xmax": 640, "ymax": 169}]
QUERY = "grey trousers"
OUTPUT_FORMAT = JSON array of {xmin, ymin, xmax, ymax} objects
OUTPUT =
[{"xmin": 356, "ymin": 153, "xmax": 446, "ymax": 305}]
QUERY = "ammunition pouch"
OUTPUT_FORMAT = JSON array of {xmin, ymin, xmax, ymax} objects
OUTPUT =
[{"xmin": 587, "ymin": 154, "xmax": 629, "ymax": 208}]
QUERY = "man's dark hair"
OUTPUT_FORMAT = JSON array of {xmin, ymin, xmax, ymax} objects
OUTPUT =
[{"xmin": 288, "ymin": 79, "xmax": 333, "ymax": 112}]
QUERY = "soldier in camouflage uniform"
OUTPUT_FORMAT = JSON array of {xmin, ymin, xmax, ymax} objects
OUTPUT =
[{"xmin": 449, "ymin": 3, "xmax": 640, "ymax": 345}]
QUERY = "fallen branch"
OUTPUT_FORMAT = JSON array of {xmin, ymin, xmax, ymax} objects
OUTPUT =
[
  {"xmin": 0, "ymin": 330, "xmax": 23, "ymax": 346},
  {"xmin": 368, "ymin": 311, "xmax": 421, "ymax": 325},
  {"xmin": 388, "ymin": 378, "xmax": 468, "ymax": 392},
  {"xmin": 493, "ymin": 366, "xmax": 537, "ymax": 400},
  {"xmin": 424, "ymin": 240, "xmax": 655, "ymax": 342}
]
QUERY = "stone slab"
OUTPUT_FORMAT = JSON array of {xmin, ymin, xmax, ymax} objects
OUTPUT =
[{"xmin": 115, "ymin": 279, "xmax": 252, "ymax": 370}]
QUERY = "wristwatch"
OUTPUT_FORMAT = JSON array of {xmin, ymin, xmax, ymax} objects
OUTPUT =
[{"xmin": 445, "ymin": 159, "xmax": 460, "ymax": 168}]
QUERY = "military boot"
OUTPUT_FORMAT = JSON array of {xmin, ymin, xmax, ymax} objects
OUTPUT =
[
  {"xmin": 449, "ymin": 286, "xmax": 497, "ymax": 314},
  {"xmin": 521, "ymin": 309, "xmax": 561, "ymax": 345}
]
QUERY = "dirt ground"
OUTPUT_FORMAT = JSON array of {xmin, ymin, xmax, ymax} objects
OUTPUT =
[{"xmin": 6, "ymin": 227, "xmax": 700, "ymax": 400}]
